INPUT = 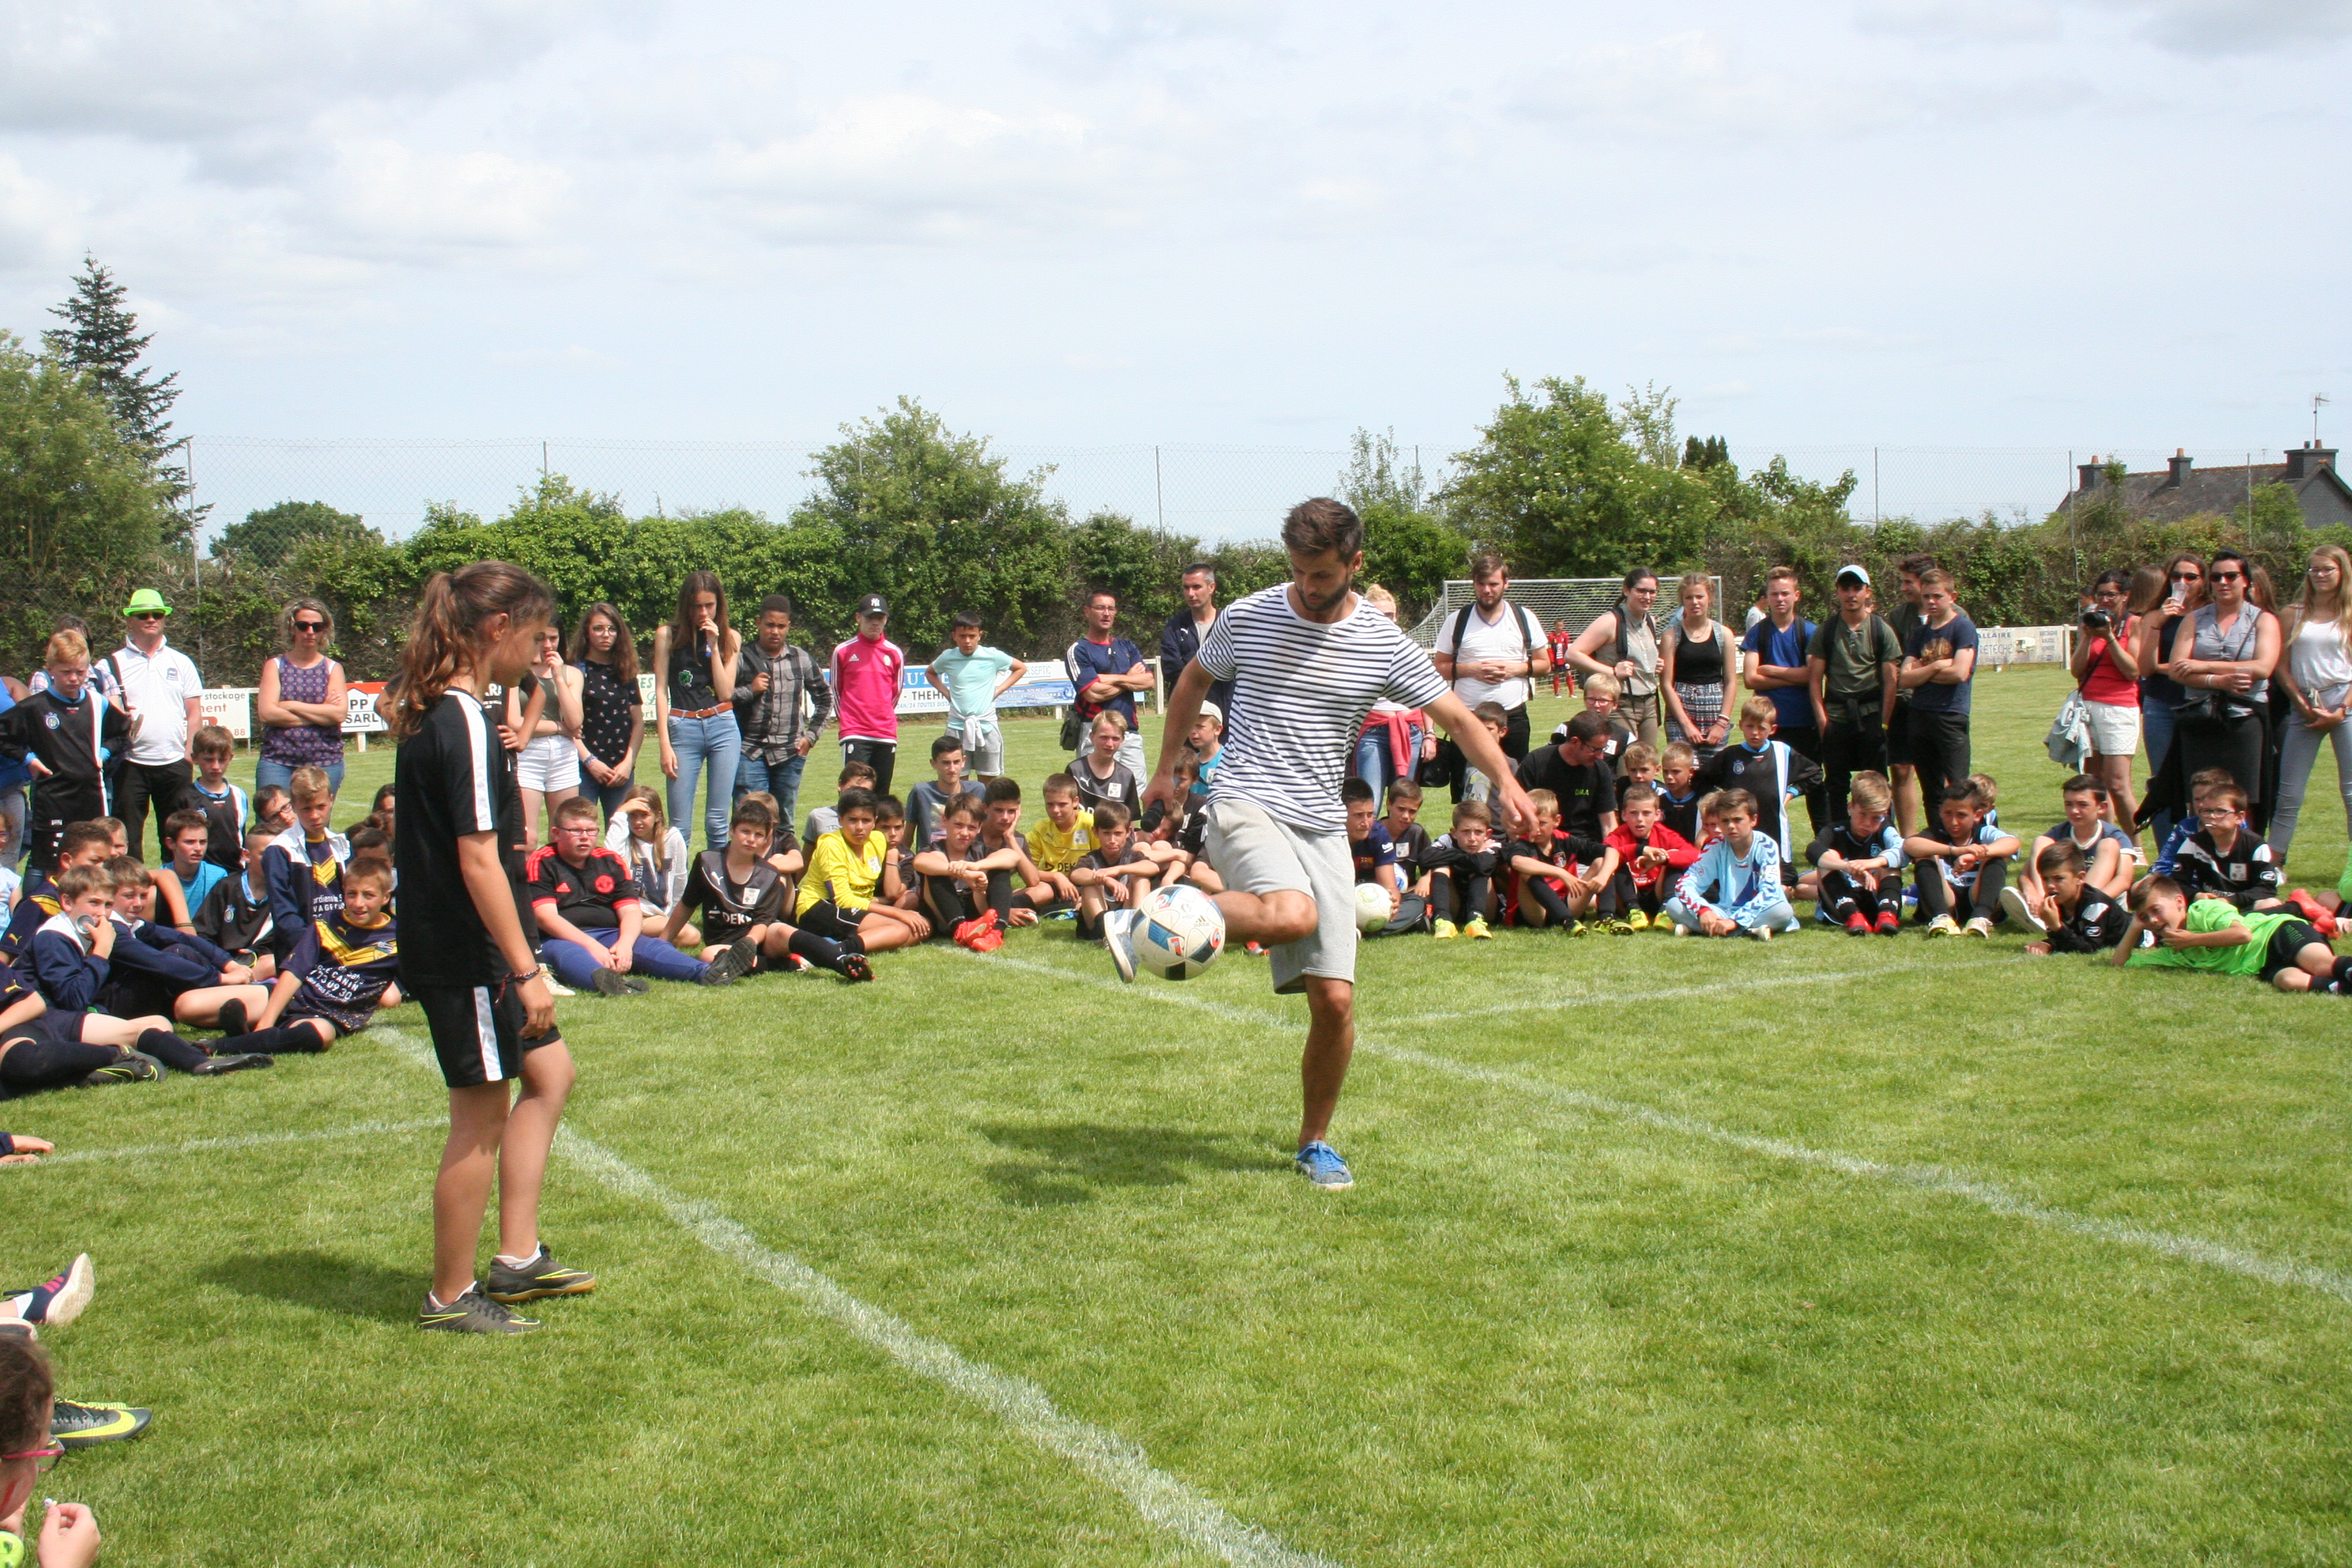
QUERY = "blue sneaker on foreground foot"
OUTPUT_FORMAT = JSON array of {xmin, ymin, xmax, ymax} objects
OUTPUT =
[{"xmin": 1294, "ymin": 1141, "xmax": 1354, "ymax": 1190}]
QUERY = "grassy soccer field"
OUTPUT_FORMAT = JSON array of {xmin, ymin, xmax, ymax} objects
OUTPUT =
[{"xmin": 9, "ymin": 664, "xmax": 2352, "ymax": 1566}]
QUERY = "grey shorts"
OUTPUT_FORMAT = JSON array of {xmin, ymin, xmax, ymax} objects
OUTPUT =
[
  {"xmin": 949, "ymin": 723, "xmax": 1004, "ymax": 776},
  {"xmin": 1203, "ymin": 797, "xmax": 1355, "ymax": 994}
]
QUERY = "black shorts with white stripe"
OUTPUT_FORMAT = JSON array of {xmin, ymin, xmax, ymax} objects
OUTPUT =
[{"xmin": 414, "ymin": 980, "xmax": 561, "ymax": 1089}]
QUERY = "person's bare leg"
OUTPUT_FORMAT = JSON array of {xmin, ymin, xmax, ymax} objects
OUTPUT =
[
  {"xmin": 172, "ymin": 982, "xmax": 272, "ymax": 1027},
  {"xmin": 1298, "ymin": 976, "xmax": 1355, "ymax": 1148},
  {"xmin": 1211, "ymin": 888, "xmax": 1316, "ymax": 947},
  {"xmin": 435, "ymin": 1082, "xmax": 512, "ymax": 1302},
  {"xmin": 521, "ymin": 787, "xmax": 546, "ymax": 851},
  {"xmin": 1893, "ymin": 764, "xmax": 1921, "ymax": 840},
  {"xmin": 2100, "ymin": 753, "xmax": 2140, "ymax": 849},
  {"xmin": 496, "ymin": 1043, "xmax": 575, "ymax": 1262}
]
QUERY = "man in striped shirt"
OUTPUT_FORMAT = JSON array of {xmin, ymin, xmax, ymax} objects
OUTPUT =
[{"xmin": 1124, "ymin": 498, "xmax": 1535, "ymax": 1192}]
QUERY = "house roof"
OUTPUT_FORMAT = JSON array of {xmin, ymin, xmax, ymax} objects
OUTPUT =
[{"xmin": 2056, "ymin": 453, "xmax": 2352, "ymax": 523}]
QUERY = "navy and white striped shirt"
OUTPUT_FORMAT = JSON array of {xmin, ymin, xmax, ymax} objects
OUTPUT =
[{"xmin": 1195, "ymin": 586, "xmax": 1450, "ymax": 832}]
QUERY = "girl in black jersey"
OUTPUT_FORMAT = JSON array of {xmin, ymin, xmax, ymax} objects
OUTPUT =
[{"xmin": 390, "ymin": 563, "xmax": 591, "ymax": 1335}]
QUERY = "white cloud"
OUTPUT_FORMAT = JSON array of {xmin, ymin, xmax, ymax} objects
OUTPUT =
[
  {"xmin": 1855, "ymin": 1, "xmax": 2063, "ymax": 42},
  {"xmin": 2101, "ymin": 0, "xmax": 2352, "ymax": 54},
  {"xmin": 316, "ymin": 142, "xmax": 574, "ymax": 259}
]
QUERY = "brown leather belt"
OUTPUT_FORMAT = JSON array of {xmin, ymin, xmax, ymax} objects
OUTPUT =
[{"xmin": 674, "ymin": 703, "xmax": 729, "ymax": 719}]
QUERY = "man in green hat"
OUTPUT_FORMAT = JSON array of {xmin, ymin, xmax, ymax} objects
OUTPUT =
[{"xmin": 111, "ymin": 588, "xmax": 206, "ymax": 860}]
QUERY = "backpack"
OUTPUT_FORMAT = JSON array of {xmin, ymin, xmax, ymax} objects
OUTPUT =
[{"xmin": 1445, "ymin": 602, "xmax": 1540, "ymax": 685}]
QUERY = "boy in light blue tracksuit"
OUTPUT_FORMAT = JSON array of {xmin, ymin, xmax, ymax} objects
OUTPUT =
[{"xmin": 1665, "ymin": 787, "xmax": 1801, "ymax": 938}]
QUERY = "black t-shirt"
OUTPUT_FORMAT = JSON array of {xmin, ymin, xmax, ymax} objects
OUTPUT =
[
  {"xmin": 1071, "ymin": 760, "xmax": 1141, "ymax": 819},
  {"xmin": 1388, "ymin": 821, "xmax": 1433, "ymax": 878},
  {"xmin": 2050, "ymin": 887, "xmax": 2131, "ymax": 953},
  {"xmin": 1077, "ymin": 843, "xmax": 1149, "ymax": 875},
  {"xmin": 576, "ymin": 659, "xmax": 640, "ymax": 767},
  {"xmin": 395, "ymin": 690, "xmax": 526, "ymax": 990},
  {"xmin": 682, "ymin": 849, "xmax": 786, "ymax": 945},
  {"xmin": 1513, "ymin": 746, "xmax": 1614, "ymax": 838},
  {"xmin": 527, "ymin": 845, "xmax": 641, "ymax": 930}
]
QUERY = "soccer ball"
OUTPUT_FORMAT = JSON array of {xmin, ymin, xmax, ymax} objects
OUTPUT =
[
  {"xmin": 1353, "ymin": 881, "xmax": 1392, "ymax": 934},
  {"xmin": 1130, "ymin": 885, "xmax": 1226, "ymax": 981}
]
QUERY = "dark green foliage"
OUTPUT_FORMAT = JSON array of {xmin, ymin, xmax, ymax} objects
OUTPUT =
[
  {"xmin": 44, "ymin": 257, "xmax": 189, "ymax": 525},
  {"xmin": 1682, "ymin": 435, "xmax": 1732, "ymax": 472},
  {"xmin": 0, "ymin": 332, "xmax": 180, "ymax": 662},
  {"xmin": 212, "ymin": 500, "xmax": 374, "ymax": 568}
]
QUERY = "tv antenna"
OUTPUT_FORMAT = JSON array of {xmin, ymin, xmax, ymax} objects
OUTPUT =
[{"xmin": 2318, "ymin": 393, "xmax": 2331, "ymax": 444}]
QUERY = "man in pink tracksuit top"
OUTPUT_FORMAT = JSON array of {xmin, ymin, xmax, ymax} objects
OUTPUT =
[{"xmin": 831, "ymin": 593, "xmax": 907, "ymax": 796}]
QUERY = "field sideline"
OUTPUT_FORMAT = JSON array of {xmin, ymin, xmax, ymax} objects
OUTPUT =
[{"xmin": 7, "ymin": 664, "xmax": 2351, "ymax": 1565}]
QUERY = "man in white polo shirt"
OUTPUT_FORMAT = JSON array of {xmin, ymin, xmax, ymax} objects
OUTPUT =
[
  {"xmin": 1430, "ymin": 552, "xmax": 1549, "ymax": 800},
  {"xmin": 107, "ymin": 587, "xmax": 206, "ymax": 860}
]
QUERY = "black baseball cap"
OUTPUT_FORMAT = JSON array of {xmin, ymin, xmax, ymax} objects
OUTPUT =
[{"xmin": 857, "ymin": 593, "xmax": 888, "ymax": 617}]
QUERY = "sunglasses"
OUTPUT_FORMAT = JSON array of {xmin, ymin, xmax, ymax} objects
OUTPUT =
[
  {"xmin": 293, "ymin": 621, "xmax": 327, "ymax": 632},
  {"xmin": 2211, "ymin": 571, "xmax": 2244, "ymax": 583},
  {"xmin": 130, "ymin": 610, "xmax": 165, "ymax": 621},
  {"xmin": 2, "ymin": 1441, "xmax": 63, "ymax": 1473}
]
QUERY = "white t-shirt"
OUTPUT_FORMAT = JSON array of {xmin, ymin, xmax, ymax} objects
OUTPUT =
[
  {"xmin": 1432, "ymin": 602, "xmax": 1537, "ymax": 711},
  {"xmin": 109, "ymin": 638, "xmax": 203, "ymax": 766}
]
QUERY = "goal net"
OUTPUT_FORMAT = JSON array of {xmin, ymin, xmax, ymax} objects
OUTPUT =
[{"xmin": 1403, "ymin": 578, "xmax": 1721, "ymax": 649}]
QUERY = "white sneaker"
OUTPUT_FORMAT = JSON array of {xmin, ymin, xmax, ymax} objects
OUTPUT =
[
  {"xmin": 1747, "ymin": 924, "xmax": 1774, "ymax": 941},
  {"xmin": 543, "ymin": 977, "xmax": 576, "ymax": 998},
  {"xmin": 1997, "ymin": 885, "xmax": 2045, "ymax": 933},
  {"xmin": 1924, "ymin": 913, "xmax": 1960, "ymax": 938},
  {"xmin": 1963, "ymin": 916, "xmax": 1995, "ymax": 939},
  {"xmin": 1105, "ymin": 909, "xmax": 1139, "ymax": 984}
]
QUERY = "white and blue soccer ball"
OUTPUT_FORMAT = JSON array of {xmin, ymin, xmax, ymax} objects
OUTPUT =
[{"xmin": 1131, "ymin": 885, "xmax": 1226, "ymax": 981}]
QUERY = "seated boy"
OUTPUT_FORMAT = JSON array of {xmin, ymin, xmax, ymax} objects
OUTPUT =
[
  {"xmin": 1576, "ymin": 671, "xmax": 1637, "ymax": 767},
  {"xmin": 1616, "ymin": 742, "xmax": 1665, "ymax": 813},
  {"xmin": 2008, "ymin": 775, "xmax": 2133, "ymax": 928},
  {"xmin": 906, "ymin": 734, "xmax": 987, "ymax": 848},
  {"xmin": 1695, "ymin": 696, "xmax": 1824, "ymax": 874},
  {"xmin": 1423, "ymin": 799, "xmax": 1502, "ymax": 939},
  {"xmin": 1344, "ymin": 779, "xmax": 1405, "ymax": 932},
  {"xmin": 796, "ymin": 788, "xmax": 926, "ymax": 958},
  {"xmin": 529, "ymin": 797, "xmax": 753, "ymax": 994},
  {"xmin": 2022, "ymin": 842, "xmax": 2130, "ymax": 956},
  {"xmin": 803, "ymin": 762, "xmax": 877, "ymax": 847},
  {"xmin": 2170, "ymin": 782, "xmax": 2284, "ymax": 913},
  {"xmin": 159, "ymin": 809, "xmax": 227, "ymax": 920},
  {"xmin": 1505, "ymin": 787, "xmax": 1618, "ymax": 934},
  {"xmin": 1804, "ymin": 770, "xmax": 1908, "ymax": 936},
  {"xmin": 1604, "ymin": 787, "xmax": 1699, "ymax": 929},
  {"xmin": 0, "ymin": 821, "xmax": 113, "ymax": 969},
  {"xmin": 1904, "ymin": 781, "xmax": 2021, "ymax": 938},
  {"xmin": 914, "ymin": 794, "xmax": 1049, "ymax": 948},
  {"xmin": 194, "ymin": 827, "xmax": 278, "ymax": 975},
  {"xmin": 24, "ymin": 864, "xmax": 272, "ymax": 1075},
  {"xmin": 97, "ymin": 855, "xmax": 265, "ymax": 1029},
  {"xmin": 2117, "ymin": 875, "xmax": 2351, "ymax": 993},
  {"xmin": 1022, "ymin": 774, "xmax": 1094, "ymax": 909},
  {"xmin": 245, "ymin": 847, "xmax": 403, "ymax": 1051},
  {"xmin": 1456, "ymin": 702, "xmax": 1512, "ymax": 805},
  {"xmin": 176, "ymin": 723, "xmax": 249, "ymax": 875},
  {"xmin": 1658, "ymin": 742, "xmax": 1702, "ymax": 845},
  {"xmin": 868, "ymin": 797, "xmax": 934, "ymax": 939},
  {"xmin": 1071, "ymin": 801, "xmax": 1158, "ymax": 943},
  {"xmin": 261, "ymin": 767, "xmax": 348, "ymax": 964},
  {"xmin": 252, "ymin": 784, "xmax": 295, "ymax": 838},
  {"xmin": 1665, "ymin": 788, "xmax": 1800, "ymax": 938},
  {"xmin": 664, "ymin": 796, "xmax": 870, "ymax": 981},
  {"xmin": 970, "ymin": 778, "xmax": 1060, "ymax": 910}
]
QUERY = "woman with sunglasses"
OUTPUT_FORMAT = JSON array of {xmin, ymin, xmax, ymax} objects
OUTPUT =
[
  {"xmin": 2135, "ymin": 553, "xmax": 2206, "ymax": 846},
  {"xmin": 0, "ymin": 1335, "xmax": 101, "ymax": 1568},
  {"xmin": 2162, "ymin": 549, "xmax": 2281, "ymax": 830},
  {"xmin": 2265, "ymin": 544, "xmax": 2352, "ymax": 867},
  {"xmin": 254, "ymin": 598, "xmax": 348, "ymax": 799}
]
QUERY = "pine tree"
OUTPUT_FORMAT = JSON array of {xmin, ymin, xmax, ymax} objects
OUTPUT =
[{"xmin": 44, "ymin": 255, "xmax": 191, "ymax": 518}]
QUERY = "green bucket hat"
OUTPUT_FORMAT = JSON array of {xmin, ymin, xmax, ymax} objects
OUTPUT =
[{"xmin": 122, "ymin": 589, "xmax": 172, "ymax": 617}]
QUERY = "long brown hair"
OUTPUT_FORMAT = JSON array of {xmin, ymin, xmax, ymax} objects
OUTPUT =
[
  {"xmin": 667, "ymin": 570, "xmax": 733, "ymax": 656},
  {"xmin": 388, "ymin": 562, "xmax": 556, "ymax": 739},
  {"xmin": 2295, "ymin": 544, "xmax": 2352, "ymax": 651},
  {"xmin": 570, "ymin": 601, "xmax": 638, "ymax": 684},
  {"xmin": 2163, "ymin": 551, "xmax": 2209, "ymax": 615}
]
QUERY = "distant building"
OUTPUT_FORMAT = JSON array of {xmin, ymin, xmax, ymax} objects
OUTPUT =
[{"xmin": 2056, "ymin": 444, "xmax": 2352, "ymax": 529}]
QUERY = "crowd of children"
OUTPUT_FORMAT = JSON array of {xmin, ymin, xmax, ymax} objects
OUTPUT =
[{"xmin": 7, "ymin": 591, "xmax": 2351, "ymax": 1124}]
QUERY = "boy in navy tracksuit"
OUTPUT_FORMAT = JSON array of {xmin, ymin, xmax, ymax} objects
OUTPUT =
[
  {"xmin": 1695, "ymin": 697, "xmax": 1825, "ymax": 881},
  {"xmin": 98, "ymin": 856, "xmax": 267, "ymax": 1029}
]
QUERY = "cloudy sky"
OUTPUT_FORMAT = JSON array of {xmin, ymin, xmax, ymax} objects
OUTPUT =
[{"xmin": 1, "ymin": 1, "xmax": 2345, "ymax": 530}]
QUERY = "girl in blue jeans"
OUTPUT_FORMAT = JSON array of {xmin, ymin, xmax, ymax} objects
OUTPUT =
[{"xmin": 652, "ymin": 571, "xmax": 742, "ymax": 850}]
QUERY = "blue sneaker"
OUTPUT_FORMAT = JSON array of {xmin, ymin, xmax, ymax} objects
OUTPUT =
[{"xmin": 1294, "ymin": 1141, "xmax": 1354, "ymax": 1190}]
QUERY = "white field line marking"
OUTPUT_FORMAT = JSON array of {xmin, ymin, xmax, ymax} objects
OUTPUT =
[
  {"xmin": 1388, "ymin": 955, "xmax": 2007, "ymax": 1025},
  {"xmin": 4, "ymin": 1117, "xmax": 444, "ymax": 1170},
  {"xmin": 374, "ymin": 1028, "xmax": 1339, "ymax": 1568},
  {"xmin": 981, "ymin": 951, "xmax": 2352, "ymax": 1306}
]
